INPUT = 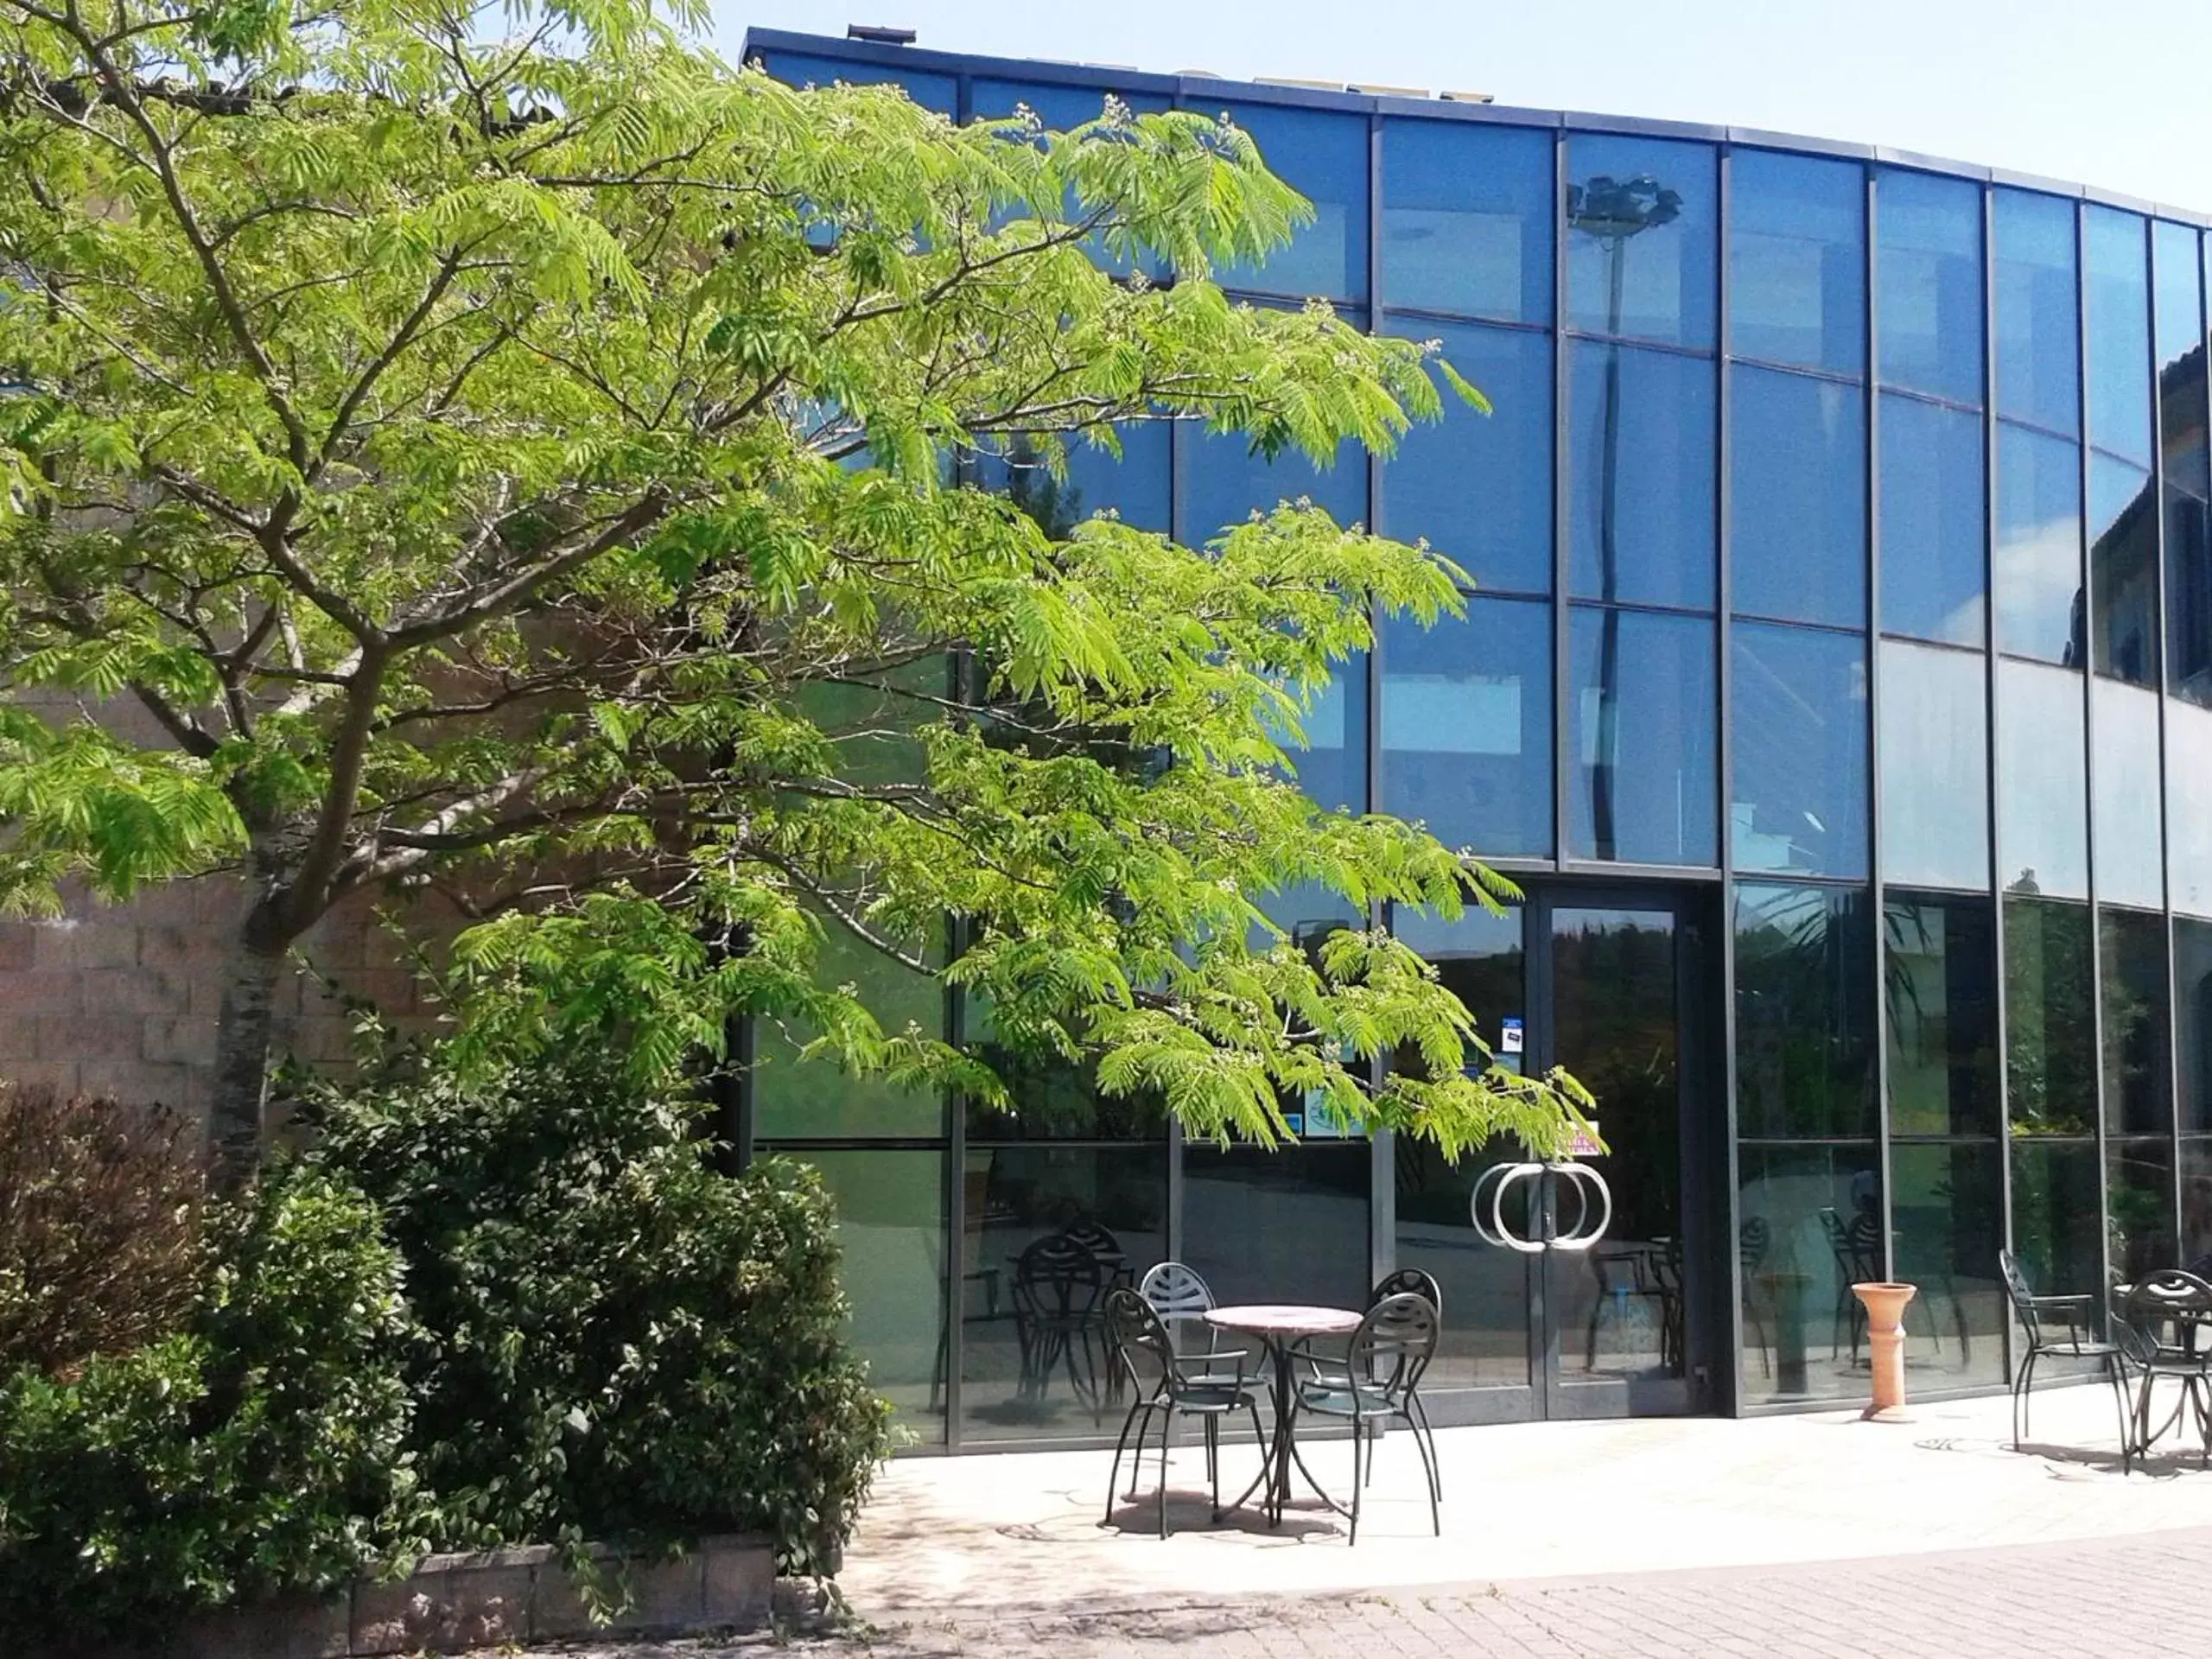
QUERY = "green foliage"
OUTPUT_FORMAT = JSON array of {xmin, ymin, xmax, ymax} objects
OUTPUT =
[
  {"xmin": 0, "ymin": 0, "xmax": 1586, "ymax": 1160},
  {"xmin": 295, "ymin": 1052, "xmax": 893, "ymax": 1573},
  {"xmin": 0, "ymin": 1170, "xmax": 425, "ymax": 1643},
  {"xmin": 0, "ymin": 1082, "xmax": 207, "ymax": 1376}
]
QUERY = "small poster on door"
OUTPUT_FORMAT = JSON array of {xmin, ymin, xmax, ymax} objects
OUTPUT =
[
  {"xmin": 1566, "ymin": 1119, "xmax": 1603, "ymax": 1158},
  {"xmin": 1499, "ymin": 1016, "xmax": 1523, "ymax": 1054}
]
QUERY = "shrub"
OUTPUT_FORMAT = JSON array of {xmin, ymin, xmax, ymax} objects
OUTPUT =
[
  {"xmin": 298, "ymin": 1054, "xmax": 894, "ymax": 1571},
  {"xmin": 0, "ymin": 1083, "xmax": 205, "ymax": 1376},
  {"xmin": 0, "ymin": 1170, "xmax": 426, "ymax": 1643}
]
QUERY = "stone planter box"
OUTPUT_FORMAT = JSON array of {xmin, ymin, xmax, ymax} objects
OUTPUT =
[{"xmin": 39, "ymin": 1534, "xmax": 775, "ymax": 1659}]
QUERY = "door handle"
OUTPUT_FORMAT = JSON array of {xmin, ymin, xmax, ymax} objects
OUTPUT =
[{"xmin": 1471, "ymin": 1160, "xmax": 1613, "ymax": 1253}]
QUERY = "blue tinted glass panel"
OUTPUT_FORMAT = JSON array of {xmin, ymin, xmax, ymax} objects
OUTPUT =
[
  {"xmin": 2158, "ymin": 224, "xmax": 2208, "ymax": 496},
  {"xmin": 1567, "ymin": 607, "xmax": 1716, "ymax": 866},
  {"xmin": 1733, "ymin": 883, "xmax": 1878, "ymax": 1139},
  {"xmin": 2171, "ymin": 486, "xmax": 2212, "ymax": 706},
  {"xmin": 1879, "ymin": 394, "xmax": 1986, "ymax": 645},
  {"xmin": 2084, "ymin": 207, "xmax": 2152, "ymax": 466},
  {"xmin": 1382, "ymin": 119, "xmax": 1553, "ymax": 323},
  {"xmin": 2171, "ymin": 699, "xmax": 2212, "ymax": 919},
  {"xmin": 1567, "ymin": 341, "xmax": 1717, "ymax": 609},
  {"xmin": 760, "ymin": 51, "xmax": 957, "ymax": 112},
  {"xmin": 1731, "ymin": 622, "xmax": 1869, "ymax": 880},
  {"xmin": 969, "ymin": 79, "xmax": 1168, "ymax": 129},
  {"xmin": 1876, "ymin": 169, "xmax": 1985, "ymax": 405},
  {"xmin": 1285, "ymin": 652, "xmax": 1368, "ymax": 814},
  {"xmin": 1181, "ymin": 426, "xmax": 1363, "ymax": 546},
  {"xmin": 1878, "ymin": 639, "xmax": 1990, "ymax": 892},
  {"xmin": 2092, "ymin": 677, "xmax": 2164, "ymax": 910},
  {"xmin": 1993, "ymin": 423, "xmax": 2083, "ymax": 664},
  {"xmin": 1380, "ymin": 322, "xmax": 1551, "ymax": 594},
  {"xmin": 1729, "ymin": 366, "xmax": 1867, "ymax": 627},
  {"xmin": 1997, "ymin": 657, "xmax": 2088, "ymax": 900},
  {"xmin": 2089, "ymin": 454, "xmax": 2158, "ymax": 684},
  {"xmin": 1728, "ymin": 149, "xmax": 1865, "ymax": 377},
  {"xmin": 1993, "ymin": 191, "xmax": 2079, "ymax": 435},
  {"xmin": 1215, "ymin": 103, "xmax": 1368, "ymax": 302},
  {"xmin": 1379, "ymin": 595, "xmax": 1552, "ymax": 857},
  {"xmin": 1566, "ymin": 136, "xmax": 1718, "ymax": 349},
  {"xmin": 977, "ymin": 423, "xmax": 1171, "ymax": 536}
]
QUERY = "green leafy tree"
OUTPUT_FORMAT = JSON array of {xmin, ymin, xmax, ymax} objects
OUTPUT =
[{"xmin": 0, "ymin": 0, "xmax": 1586, "ymax": 1182}]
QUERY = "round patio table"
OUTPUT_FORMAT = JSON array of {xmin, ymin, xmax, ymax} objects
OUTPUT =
[{"xmin": 1205, "ymin": 1303, "xmax": 1363, "ymax": 1525}]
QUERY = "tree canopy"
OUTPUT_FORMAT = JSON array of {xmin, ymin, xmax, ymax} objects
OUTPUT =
[{"xmin": 0, "ymin": 0, "xmax": 1588, "ymax": 1178}]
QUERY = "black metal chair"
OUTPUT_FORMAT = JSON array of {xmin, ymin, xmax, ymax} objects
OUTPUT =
[
  {"xmin": 2113, "ymin": 1269, "xmax": 2212, "ymax": 1467},
  {"xmin": 1060, "ymin": 1218, "xmax": 1131, "ymax": 1287},
  {"xmin": 1997, "ymin": 1248, "xmax": 2133, "ymax": 1465},
  {"xmin": 1739, "ymin": 1218, "xmax": 1774, "ymax": 1379},
  {"xmin": 1288, "ymin": 1292, "xmax": 1441, "ymax": 1543},
  {"xmin": 1295, "ymin": 1268, "xmax": 1449, "ymax": 1495},
  {"xmin": 1102, "ymin": 1287, "xmax": 1263, "ymax": 1539},
  {"xmin": 1012, "ymin": 1233, "xmax": 1109, "ymax": 1417},
  {"xmin": 1370, "ymin": 1267, "xmax": 1443, "ymax": 1313}
]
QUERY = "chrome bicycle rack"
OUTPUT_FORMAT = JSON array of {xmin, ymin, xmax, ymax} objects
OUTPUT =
[{"xmin": 1470, "ymin": 1160, "xmax": 1613, "ymax": 1254}]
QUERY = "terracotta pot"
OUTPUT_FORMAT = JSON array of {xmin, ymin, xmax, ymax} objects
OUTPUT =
[{"xmin": 1851, "ymin": 1281, "xmax": 1918, "ymax": 1421}]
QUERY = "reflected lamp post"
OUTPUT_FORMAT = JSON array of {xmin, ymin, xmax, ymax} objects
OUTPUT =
[{"xmin": 1567, "ymin": 175, "xmax": 1680, "ymax": 860}]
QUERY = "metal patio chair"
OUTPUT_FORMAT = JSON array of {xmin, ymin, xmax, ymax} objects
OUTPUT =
[
  {"xmin": 1998, "ymin": 1248, "xmax": 2133, "ymax": 1465},
  {"xmin": 2113, "ymin": 1269, "xmax": 2212, "ymax": 1467},
  {"xmin": 1012, "ymin": 1233, "xmax": 1109, "ymax": 1417},
  {"xmin": 1288, "ymin": 1291, "xmax": 1442, "ymax": 1543},
  {"xmin": 1103, "ymin": 1288, "xmax": 1263, "ymax": 1539}
]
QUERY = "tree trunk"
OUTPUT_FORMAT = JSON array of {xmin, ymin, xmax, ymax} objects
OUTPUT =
[{"xmin": 209, "ymin": 938, "xmax": 284, "ymax": 1191}]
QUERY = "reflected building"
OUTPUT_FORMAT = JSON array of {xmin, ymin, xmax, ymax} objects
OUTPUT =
[{"xmin": 746, "ymin": 28, "xmax": 2212, "ymax": 1439}]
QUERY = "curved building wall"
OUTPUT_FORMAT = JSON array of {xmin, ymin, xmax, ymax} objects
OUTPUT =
[{"xmin": 746, "ymin": 29, "xmax": 2212, "ymax": 1437}]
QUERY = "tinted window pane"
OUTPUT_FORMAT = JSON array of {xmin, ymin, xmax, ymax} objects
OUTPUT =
[
  {"xmin": 1996, "ymin": 658, "xmax": 2088, "ymax": 900},
  {"xmin": 2177, "ymin": 919, "xmax": 2212, "ymax": 1131},
  {"xmin": 2005, "ymin": 895, "xmax": 2097, "ymax": 1136},
  {"xmin": 2110, "ymin": 1138, "xmax": 2177, "ymax": 1286},
  {"xmin": 979, "ymin": 423, "xmax": 1172, "ymax": 537},
  {"xmin": 969, "ymin": 78, "xmax": 1166, "ymax": 130},
  {"xmin": 753, "ymin": 921, "xmax": 944, "ymax": 1139},
  {"xmin": 760, "ymin": 51, "xmax": 958, "ymax": 112},
  {"xmin": 1879, "ymin": 393, "xmax": 1986, "ymax": 645},
  {"xmin": 1993, "ymin": 190, "xmax": 2079, "ymax": 435},
  {"xmin": 2101, "ymin": 906, "xmax": 2173, "ymax": 1136},
  {"xmin": 1737, "ymin": 1141, "xmax": 1881, "ymax": 1405},
  {"xmin": 1379, "ymin": 595, "xmax": 1552, "ymax": 856},
  {"xmin": 2091, "ymin": 677, "xmax": 2164, "ymax": 910},
  {"xmin": 1380, "ymin": 322, "xmax": 1552, "ymax": 594},
  {"xmin": 1183, "ymin": 1143, "xmax": 1370, "ymax": 1309},
  {"xmin": 1382, "ymin": 119, "xmax": 1553, "ymax": 323},
  {"xmin": 1216, "ymin": 103, "xmax": 1368, "ymax": 302},
  {"xmin": 1891, "ymin": 1141, "xmax": 2005, "ymax": 1389},
  {"xmin": 1281, "ymin": 652, "xmax": 1367, "ymax": 814},
  {"xmin": 2190, "ymin": 1140, "xmax": 2212, "ymax": 1267},
  {"xmin": 1565, "ymin": 135, "xmax": 1718, "ymax": 349},
  {"xmin": 1876, "ymin": 169, "xmax": 1985, "ymax": 406},
  {"xmin": 2083, "ymin": 207, "xmax": 2152, "ymax": 467},
  {"xmin": 796, "ymin": 1150, "xmax": 947, "ymax": 1436},
  {"xmin": 2170, "ymin": 486, "xmax": 2212, "ymax": 706},
  {"xmin": 1878, "ymin": 640, "xmax": 1989, "ymax": 892},
  {"xmin": 1728, "ymin": 149, "xmax": 1865, "ymax": 377},
  {"xmin": 2088, "ymin": 454, "xmax": 2158, "ymax": 684},
  {"xmin": 1993, "ymin": 423, "xmax": 2084, "ymax": 664},
  {"xmin": 2169, "ymin": 698, "xmax": 2212, "ymax": 918},
  {"xmin": 1567, "ymin": 607, "xmax": 1717, "ymax": 866},
  {"xmin": 2155, "ymin": 221, "xmax": 2207, "ymax": 494},
  {"xmin": 1182, "ymin": 426, "xmax": 1363, "ymax": 546},
  {"xmin": 1734, "ymin": 882, "xmax": 1877, "ymax": 1139},
  {"xmin": 1884, "ymin": 892, "xmax": 1999, "ymax": 1135},
  {"xmin": 1730, "ymin": 622, "xmax": 1868, "ymax": 880},
  {"xmin": 1730, "ymin": 366, "xmax": 1867, "ymax": 627},
  {"xmin": 2008, "ymin": 1138, "xmax": 2103, "ymax": 1296},
  {"xmin": 1567, "ymin": 342, "xmax": 1717, "ymax": 609}
]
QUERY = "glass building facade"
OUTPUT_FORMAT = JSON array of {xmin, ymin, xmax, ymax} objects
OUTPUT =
[{"xmin": 747, "ymin": 30, "xmax": 2212, "ymax": 1442}]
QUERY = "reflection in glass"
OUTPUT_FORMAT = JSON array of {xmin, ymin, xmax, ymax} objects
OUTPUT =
[
  {"xmin": 1567, "ymin": 341, "xmax": 1718, "ymax": 611},
  {"xmin": 2083, "ymin": 207, "xmax": 2152, "ymax": 467},
  {"xmin": 1891, "ymin": 1142, "xmax": 2005, "ymax": 1389},
  {"xmin": 1382, "ymin": 119, "xmax": 1553, "ymax": 322},
  {"xmin": 2172, "ymin": 700, "xmax": 2212, "ymax": 918},
  {"xmin": 963, "ymin": 1044, "xmax": 1167, "ymax": 1141},
  {"xmin": 1876, "ymin": 168, "xmax": 1985, "ymax": 406},
  {"xmin": 798, "ymin": 1150, "xmax": 948, "ymax": 1436},
  {"xmin": 1879, "ymin": 394, "xmax": 1986, "ymax": 646},
  {"xmin": 1272, "ymin": 651, "xmax": 1368, "ymax": 815},
  {"xmin": 1727, "ymin": 149, "xmax": 1865, "ymax": 377},
  {"xmin": 2168, "ymin": 486, "xmax": 2212, "ymax": 706},
  {"xmin": 1566, "ymin": 135, "xmax": 1717, "ymax": 349},
  {"xmin": 2178, "ymin": 919, "xmax": 2212, "ymax": 1133},
  {"xmin": 1884, "ymin": 893, "xmax": 1999, "ymax": 1136},
  {"xmin": 1729, "ymin": 365, "xmax": 1867, "ymax": 627},
  {"xmin": 1567, "ymin": 606, "xmax": 1717, "ymax": 867},
  {"xmin": 1730, "ymin": 623, "xmax": 1867, "ymax": 880},
  {"xmin": 1733, "ymin": 883, "xmax": 1876, "ymax": 1140},
  {"xmin": 1994, "ymin": 423, "xmax": 2084, "ymax": 665},
  {"xmin": 2008, "ymin": 1138, "xmax": 2104, "ymax": 1296},
  {"xmin": 2185, "ymin": 1139, "xmax": 2212, "ymax": 1268},
  {"xmin": 2154, "ymin": 220, "xmax": 2207, "ymax": 496},
  {"xmin": 959, "ymin": 1145, "xmax": 1167, "ymax": 1441},
  {"xmin": 1182, "ymin": 1143, "xmax": 1371, "ymax": 1310},
  {"xmin": 978, "ymin": 422, "xmax": 1171, "ymax": 537},
  {"xmin": 2089, "ymin": 454, "xmax": 2158, "ymax": 684},
  {"xmin": 1878, "ymin": 640, "xmax": 1989, "ymax": 893},
  {"xmin": 2101, "ymin": 906, "xmax": 2172, "ymax": 1136},
  {"xmin": 1736, "ymin": 1141, "xmax": 1881, "ymax": 1405},
  {"xmin": 2005, "ymin": 896, "xmax": 2097, "ymax": 1136},
  {"xmin": 753, "ymin": 922, "xmax": 946, "ymax": 1140},
  {"xmin": 1993, "ymin": 189, "xmax": 2080, "ymax": 437},
  {"xmin": 2108, "ymin": 1139, "xmax": 2176, "ymax": 1287},
  {"xmin": 1381, "ymin": 322, "xmax": 1552, "ymax": 594},
  {"xmin": 1997, "ymin": 658, "xmax": 2088, "ymax": 900},
  {"xmin": 2091, "ymin": 677, "xmax": 2164, "ymax": 910},
  {"xmin": 1379, "ymin": 595, "xmax": 1552, "ymax": 856},
  {"xmin": 1182, "ymin": 426, "xmax": 1363, "ymax": 548},
  {"xmin": 1216, "ymin": 103, "xmax": 1369, "ymax": 302}
]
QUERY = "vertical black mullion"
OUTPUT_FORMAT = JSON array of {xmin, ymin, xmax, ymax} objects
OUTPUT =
[
  {"xmin": 2152, "ymin": 219, "xmax": 2184, "ymax": 1249},
  {"xmin": 2079, "ymin": 201, "xmax": 2114, "ymax": 1295},
  {"xmin": 1714, "ymin": 142, "xmax": 1745, "ymax": 1413},
  {"xmin": 1364, "ymin": 106, "xmax": 1394, "ymax": 1287},
  {"xmin": 941, "ymin": 648, "xmax": 968, "ymax": 1447},
  {"xmin": 1983, "ymin": 187, "xmax": 2016, "ymax": 1379},
  {"xmin": 1551, "ymin": 129, "xmax": 1573, "ymax": 873},
  {"xmin": 1865, "ymin": 165, "xmax": 1894, "ymax": 1284}
]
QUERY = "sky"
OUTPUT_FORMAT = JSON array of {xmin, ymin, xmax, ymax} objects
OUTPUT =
[{"xmin": 709, "ymin": 0, "xmax": 2212, "ymax": 216}]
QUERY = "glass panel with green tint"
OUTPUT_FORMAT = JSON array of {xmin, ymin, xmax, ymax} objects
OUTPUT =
[
  {"xmin": 1183, "ymin": 1142, "xmax": 1372, "ymax": 1311},
  {"xmin": 1736, "ymin": 1141, "xmax": 1881, "ymax": 1405},
  {"xmin": 2005, "ymin": 896, "xmax": 2098, "ymax": 1137},
  {"xmin": 2101, "ymin": 906, "xmax": 2172, "ymax": 1137},
  {"xmin": 2109, "ymin": 1138, "xmax": 2177, "ymax": 1286},
  {"xmin": 1884, "ymin": 892, "xmax": 1999, "ymax": 1137},
  {"xmin": 752, "ymin": 913, "xmax": 946, "ymax": 1139},
  {"xmin": 2179, "ymin": 918, "xmax": 2212, "ymax": 1133},
  {"xmin": 1891, "ymin": 1141, "xmax": 2005, "ymax": 1389},
  {"xmin": 793, "ymin": 1149, "xmax": 948, "ymax": 1438},
  {"xmin": 2184, "ymin": 1138, "xmax": 2212, "ymax": 1268},
  {"xmin": 2008, "ymin": 1137, "xmax": 2104, "ymax": 1296},
  {"xmin": 1733, "ymin": 883, "xmax": 1877, "ymax": 1140}
]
